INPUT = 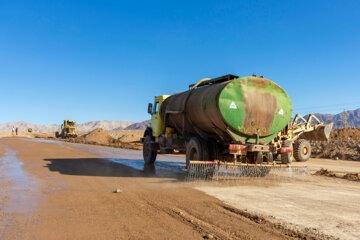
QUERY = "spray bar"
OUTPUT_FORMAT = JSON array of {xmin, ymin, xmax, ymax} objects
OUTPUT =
[{"xmin": 189, "ymin": 160, "xmax": 307, "ymax": 168}]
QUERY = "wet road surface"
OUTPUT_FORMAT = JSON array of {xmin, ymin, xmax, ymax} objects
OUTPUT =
[
  {"xmin": 24, "ymin": 138, "xmax": 186, "ymax": 178},
  {"xmin": 0, "ymin": 138, "xmax": 301, "ymax": 240}
]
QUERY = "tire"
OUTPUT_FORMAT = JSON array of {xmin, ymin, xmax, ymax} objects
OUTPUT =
[
  {"xmin": 185, "ymin": 137, "xmax": 209, "ymax": 168},
  {"xmin": 293, "ymin": 139, "xmax": 311, "ymax": 162},
  {"xmin": 281, "ymin": 140, "xmax": 293, "ymax": 164},
  {"xmin": 143, "ymin": 135, "xmax": 157, "ymax": 164},
  {"xmin": 264, "ymin": 152, "xmax": 274, "ymax": 163},
  {"xmin": 62, "ymin": 132, "xmax": 67, "ymax": 139},
  {"xmin": 208, "ymin": 139, "xmax": 221, "ymax": 161},
  {"xmin": 55, "ymin": 132, "xmax": 59, "ymax": 138},
  {"xmin": 254, "ymin": 151, "xmax": 263, "ymax": 164}
]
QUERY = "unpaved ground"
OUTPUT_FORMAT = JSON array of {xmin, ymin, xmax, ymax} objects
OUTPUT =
[
  {"xmin": 197, "ymin": 177, "xmax": 360, "ymax": 240},
  {"xmin": 1, "ymin": 138, "xmax": 359, "ymax": 239},
  {"xmin": 0, "ymin": 138, "xmax": 306, "ymax": 240},
  {"xmin": 196, "ymin": 159, "xmax": 360, "ymax": 239}
]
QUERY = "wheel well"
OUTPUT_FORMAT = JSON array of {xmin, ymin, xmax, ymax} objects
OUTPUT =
[{"xmin": 144, "ymin": 127, "xmax": 153, "ymax": 138}]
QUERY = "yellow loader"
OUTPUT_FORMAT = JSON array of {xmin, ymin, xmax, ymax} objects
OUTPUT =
[{"xmin": 55, "ymin": 120, "xmax": 78, "ymax": 138}]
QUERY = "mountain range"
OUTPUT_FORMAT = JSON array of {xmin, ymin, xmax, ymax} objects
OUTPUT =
[
  {"xmin": 124, "ymin": 120, "xmax": 150, "ymax": 130},
  {"xmin": 1, "ymin": 108, "xmax": 358, "ymax": 133},
  {"xmin": 313, "ymin": 108, "xmax": 360, "ymax": 128},
  {"xmin": 0, "ymin": 120, "xmax": 137, "ymax": 133}
]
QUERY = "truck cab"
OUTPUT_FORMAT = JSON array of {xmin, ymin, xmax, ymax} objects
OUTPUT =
[
  {"xmin": 147, "ymin": 95, "xmax": 169, "ymax": 140},
  {"xmin": 142, "ymin": 95, "xmax": 169, "ymax": 164}
]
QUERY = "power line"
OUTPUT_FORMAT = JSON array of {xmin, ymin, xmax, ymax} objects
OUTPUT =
[
  {"xmin": 293, "ymin": 101, "xmax": 360, "ymax": 111},
  {"xmin": 293, "ymin": 106, "xmax": 359, "ymax": 114}
]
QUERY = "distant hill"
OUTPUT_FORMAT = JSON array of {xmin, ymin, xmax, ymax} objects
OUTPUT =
[
  {"xmin": 76, "ymin": 121, "xmax": 134, "ymax": 132},
  {"xmin": 0, "ymin": 120, "xmax": 134, "ymax": 133},
  {"xmin": 0, "ymin": 121, "xmax": 59, "ymax": 133},
  {"xmin": 1, "ymin": 108, "xmax": 358, "ymax": 133},
  {"xmin": 312, "ymin": 108, "xmax": 360, "ymax": 128},
  {"xmin": 123, "ymin": 120, "xmax": 150, "ymax": 130}
]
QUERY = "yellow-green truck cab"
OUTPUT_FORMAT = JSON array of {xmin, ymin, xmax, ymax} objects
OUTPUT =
[{"xmin": 141, "ymin": 95, "xmax": 169, "ymax": 163}]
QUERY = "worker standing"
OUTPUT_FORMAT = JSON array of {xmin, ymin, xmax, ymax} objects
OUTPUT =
[
  {"xmin": 12, "ymin": 126, "xmax": 15, "ymax": 136},
  {"xmin": 16, "ymin": 127, "xmax": 18, "ymax": 135}
]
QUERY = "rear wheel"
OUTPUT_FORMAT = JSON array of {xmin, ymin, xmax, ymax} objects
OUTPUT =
[
  {"xmin": 264, "ymin": 152, "xmax": 274, "ymax": 163},
  {"xmin": 55, "ymin": 131, "xmax": 59, "ymax": 138},
  {"xmin": 293, "ymin": 139, "xmax": 311, "ymax": 162},
  {"xmin": 208, "ymin": 139, "xmax": 221, "ymax": 161},
  {"xmin": 143, "ymin": 135, "xmax": 157, "ymax": 164},
  {"xmin": 254, "ymin": 151, "xmax": 263, "ymax": 164},
  {"xmin": 281, "ymin": 140, "xmax": 293, "ymax": 164},
  {"xmin": 186, "ymin": 137, "xmax": 209, "ymax": 169}
]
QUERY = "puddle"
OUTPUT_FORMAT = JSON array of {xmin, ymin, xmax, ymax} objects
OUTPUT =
[
  {"xmin": 0, "ymin": 142, "xmax": 43, "ymax": 238},
  {"xmin": 25, "ymin": 138, "xmax": 187, "ymax": 178},
  {"xmin": 22, "ymin": 138, "xmax": 66, "ymax": 146},
  {"xmin": 0, "ymin": 146, "xmax": 41, "ymax": 214}
]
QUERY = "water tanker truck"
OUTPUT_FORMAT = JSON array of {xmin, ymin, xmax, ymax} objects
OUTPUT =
[{"xmin": 142, "ymin": 74, "xmax": 332, "ymax": 170}]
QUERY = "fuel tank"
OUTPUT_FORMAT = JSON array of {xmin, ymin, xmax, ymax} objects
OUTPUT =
[{"xmin": 160, "ymin": 75, "xmax": 293, "ymax": 144}]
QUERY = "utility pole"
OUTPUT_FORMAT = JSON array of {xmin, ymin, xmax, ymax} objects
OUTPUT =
[{"xmin": 340, "ymin": 109, "xmax": 349, "ymax": 129}]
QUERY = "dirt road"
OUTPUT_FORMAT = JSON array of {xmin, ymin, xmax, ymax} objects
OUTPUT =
[{"xmin": 0, "ymin": 138, "xmax": 359, "ymax": 239}]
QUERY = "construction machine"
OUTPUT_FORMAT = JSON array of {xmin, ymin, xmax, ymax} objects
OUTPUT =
[
  {"xmin": 141, "ymin": 74, "xmax": 333, "ymax": 179},
  {"xmin": 274, "ymin": 114, "xmax": 333, "ymax": 163},
  {"xmin": 55, "ymin": 120, "xmax": 78, "ymax": 138}
]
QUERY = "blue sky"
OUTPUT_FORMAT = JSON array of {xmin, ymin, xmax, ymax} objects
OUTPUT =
[{"xmin": 0, "ymin": 0, "xmax": 359, "ymax": 124}]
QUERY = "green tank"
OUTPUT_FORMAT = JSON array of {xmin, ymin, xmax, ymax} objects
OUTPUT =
[{"xmin": 160, "ymin": 75, "xmax": 293, "ymax": 144}]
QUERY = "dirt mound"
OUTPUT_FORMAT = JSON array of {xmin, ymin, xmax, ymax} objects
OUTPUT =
[
  {"xmin": 330, "ymin": 128, "xmax": 360, "ymax": 141},
  {"xmin": 108, "ymin": 131, "xmax": 143, "ymax": 142},
  {"xmin": 311, "ymin": 140, "xmax": 360, "ymax": 161},
  {"xmin": 66, "ymin": 128, "xmax": 143, "ymax": 150},
  {"xmin": 314, "ymin": 168, "xmax": 337, "ymax": 178},
  {"xmin": 314, "ymin": 168, "xmax": 360, "ymax": 182},
  {"xmin": 343, "ymin": 173, "xmax": 360, "ymax": 181},
  {"xmin": 73, "ymin": 128, "xmax": 115, "ymax": 145}
]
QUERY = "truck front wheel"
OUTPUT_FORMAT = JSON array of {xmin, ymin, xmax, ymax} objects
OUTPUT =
[
  {"xmin": 143, "ymin": 136, "xmax": 157, "ymax": 164},
  {"xmin": 186, "ymin": 137, "xmax": 209, "ymax": 169}
]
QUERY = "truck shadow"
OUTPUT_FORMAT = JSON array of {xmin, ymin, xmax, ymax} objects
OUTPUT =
[{"xmin": 43, "ymin": 158, "xmax": 185, "ymax": 180}]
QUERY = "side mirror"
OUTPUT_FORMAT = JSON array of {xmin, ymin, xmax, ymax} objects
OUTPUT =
[{"xmin": 147, "ymin": 103, "xmax": 153, "ymax": 114}]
